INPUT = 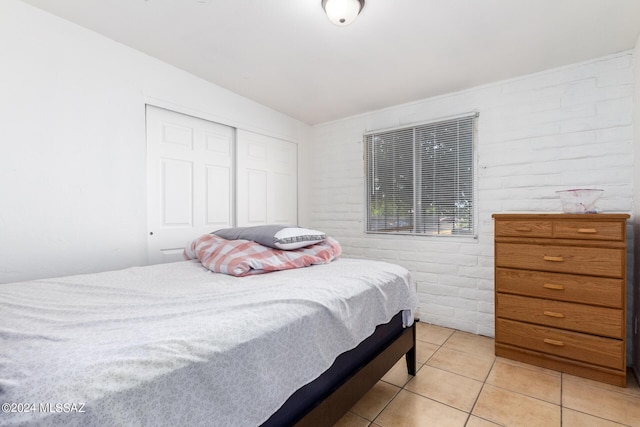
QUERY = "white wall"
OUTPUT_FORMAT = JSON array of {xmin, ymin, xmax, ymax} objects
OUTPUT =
[
  {"xmin": 0, "ymin": 0, "xmax": 311, "ymax": 284},
  {"xmin": 632, "ymin": 34, "xmax": 640, "ymax": 376},
  {"xmin": 310, "ymin": 52, "xmax": 635, "ymax": 337}
]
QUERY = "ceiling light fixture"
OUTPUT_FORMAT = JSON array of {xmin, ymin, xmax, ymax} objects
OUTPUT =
[{"xmin": 321, "ymin": 0, "xmax": 365, "ymax": 26}]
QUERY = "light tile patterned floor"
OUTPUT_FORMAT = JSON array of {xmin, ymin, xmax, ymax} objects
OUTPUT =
[{"xmin": 335, "ymin": 322, "xmax": 640, "ymax": 427}]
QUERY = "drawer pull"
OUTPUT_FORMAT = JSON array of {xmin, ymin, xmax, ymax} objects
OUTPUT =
[
  {"xmin": 543, "ymin": 311, "xmax": 565, "ymax": 318},
  {"xmin": 543, "ymin": 338, "xmax": 565, "ymax": 347},
  {"xmin": 543, "ymin": 283, "xmax": 565, "ymax": 290},
  {"xmin": 543, "ymin": 255, "xmax": 564, "ymax": 262},
  {"xmin": 578, "ymin": 228, "xmax": 597, "ymax": 234},
  {"xmin": 515, "ymin": 227, "xmax": 532, "ymax": 232}
]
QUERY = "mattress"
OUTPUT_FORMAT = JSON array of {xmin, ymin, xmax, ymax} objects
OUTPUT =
[{"xmin": 0, "ymin": 258, "xmax": 417, "ymax": 426}]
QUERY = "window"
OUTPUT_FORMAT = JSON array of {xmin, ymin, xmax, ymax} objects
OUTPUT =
[{"xmin": 365, "ymin": 113, "xmax": 477, "ymax": 236}]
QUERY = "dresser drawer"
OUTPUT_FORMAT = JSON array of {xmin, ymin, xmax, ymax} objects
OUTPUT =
[
  {"xmin": 495, "ymin": 268, "xmax": 624, "ymax": 308},
  {"xmin": 496, "ymin": 318, "xmax": 624, "ymax": 370},
  {"xmin": 495, "ymin": 220, "xmax": 553, "ymax": 238},
  {"xmin": 496, "ymin": 294, "xmax": 624, "ymax": 338},
  {"xmin": 553, "ymin": 221, "xmax": 625, "ymax": 241},
  {"xmin": 495, "ymin": 243, "xmax": 624, "ymax": 278}
]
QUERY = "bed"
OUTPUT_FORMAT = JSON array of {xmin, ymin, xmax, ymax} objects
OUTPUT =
[{"xmin": 0, "ymin": 256, "xmax": 417, "ymax": 426}]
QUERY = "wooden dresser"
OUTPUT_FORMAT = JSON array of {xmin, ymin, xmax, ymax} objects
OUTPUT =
[{"xmin": 492, "ymin": 213, "xmax": 629, "ymax": 386}]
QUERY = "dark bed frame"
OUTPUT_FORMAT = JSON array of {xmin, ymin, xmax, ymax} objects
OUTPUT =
[{"xmin": 262, "ymin": 312, "xmax": 417, "ymax": 427}]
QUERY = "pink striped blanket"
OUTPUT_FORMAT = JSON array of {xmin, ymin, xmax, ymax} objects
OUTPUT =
[{"xmin": 183, "ymin": 234, "xmax": 342, "ymax": 276}]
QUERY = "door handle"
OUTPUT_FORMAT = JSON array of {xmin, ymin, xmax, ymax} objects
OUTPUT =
[
  {"xmin": 543, "ymin": 256, "xmax": 564, "ymax": 262},
  {"xmin": 543, "ymin": 338, "xmax": 565, "ymax": 346},
  {"xmin": 543, "ymin": 283, "xmax": 565, "ymax": 290}
]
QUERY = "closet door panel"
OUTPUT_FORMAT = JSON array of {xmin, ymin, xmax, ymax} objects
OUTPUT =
[
  {"xmin": 147, "ymin": 106, "xmax": 234, "ymax": 264},
  {"xmin": 236, "ymin": 130, "xmax": 297, "ymax": 227}
]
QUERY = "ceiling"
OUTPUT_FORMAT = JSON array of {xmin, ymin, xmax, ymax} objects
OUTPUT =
[{"xmin": 20, "ymin": 0, "xmax": 640, "ymax": 125}]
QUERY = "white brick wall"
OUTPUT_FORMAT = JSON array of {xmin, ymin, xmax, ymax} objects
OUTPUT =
[
  {"xmin": 632, "ymin": 34, "xmax": 640, "ymax": 375},
  {"xmin": 308, "ymin": 52, "xmax": 635, "ymax": 339}
]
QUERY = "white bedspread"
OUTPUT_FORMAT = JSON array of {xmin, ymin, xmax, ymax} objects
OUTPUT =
[{"xmin": 0, "ymin": 259, "xmax": 417, "ymax": 426}]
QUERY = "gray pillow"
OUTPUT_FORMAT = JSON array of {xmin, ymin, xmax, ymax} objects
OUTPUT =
[{"xmin": 212, "ymin": 225, "xmax": 326, "ymax": 250}]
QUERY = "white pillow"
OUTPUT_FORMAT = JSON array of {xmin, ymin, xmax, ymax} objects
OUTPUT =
[{"xmin": 273, "ymin": 227, "xmax": 327, "ymax": 250}]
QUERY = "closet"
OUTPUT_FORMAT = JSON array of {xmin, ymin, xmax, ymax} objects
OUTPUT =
[{"xmin": 146, "ymin": 105, "xmax": 297, "ymax": 263}]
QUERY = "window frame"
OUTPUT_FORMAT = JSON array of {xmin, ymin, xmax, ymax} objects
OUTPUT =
[{"xmin": 363, "ymin": 112, "xmax": 479, "ymax": 238}]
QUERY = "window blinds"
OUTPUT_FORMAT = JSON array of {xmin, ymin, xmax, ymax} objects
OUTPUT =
[{"xmin": 365, "ymin": 113, "xmax": 477, "ymax": 236}]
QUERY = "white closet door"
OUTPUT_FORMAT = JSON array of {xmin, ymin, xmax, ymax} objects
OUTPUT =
[
  {"xmin": 146, "ymin": 105, "xmax": 234, "ymax": 264},
  {"xmin": 236, "ymin": 130, "xmax": 297, "ymax": 227}
]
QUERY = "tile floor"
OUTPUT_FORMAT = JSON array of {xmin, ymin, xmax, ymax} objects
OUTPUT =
[{"xmin": 335, "ymin": 322, "xmax": 640, "ymax": 427}]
